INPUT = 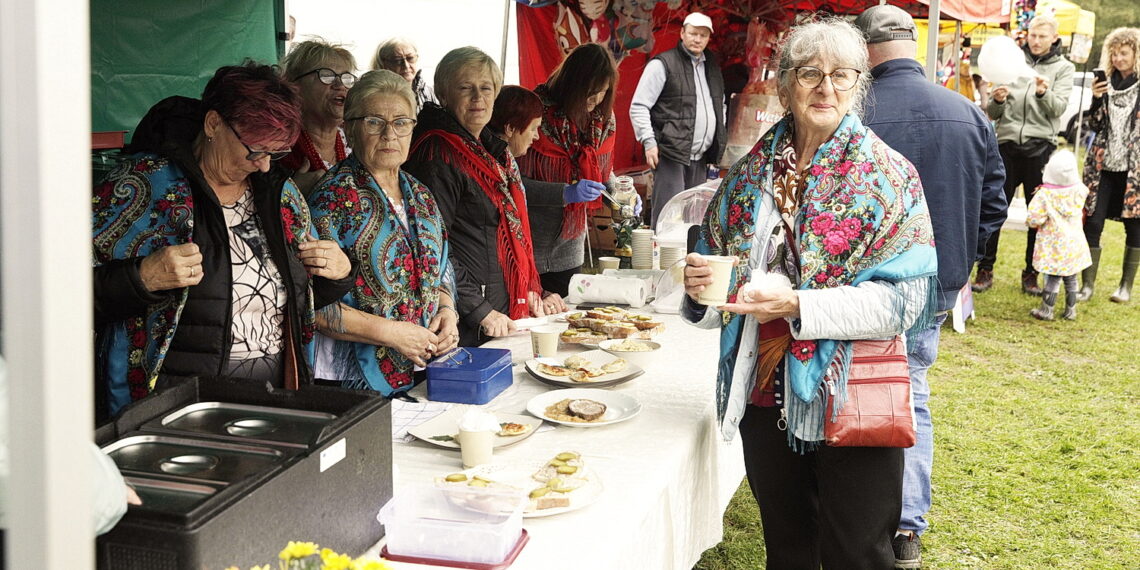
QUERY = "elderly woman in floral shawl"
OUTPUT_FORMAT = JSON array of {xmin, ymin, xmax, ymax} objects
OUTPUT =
[
  {"xmin": 308, "ymin": 71, "xmax": 458, "ymax": 395},
  {"xmin": 681, "ymin": 19, "xmax": 936, "ymax": 568}
]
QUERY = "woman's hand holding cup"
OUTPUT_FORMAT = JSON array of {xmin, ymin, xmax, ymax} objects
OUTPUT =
[{"xmin": 683, "ymin": 253, "xmax": 713, "ymax": 302}]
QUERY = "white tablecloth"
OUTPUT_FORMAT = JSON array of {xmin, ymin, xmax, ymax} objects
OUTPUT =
[{"xmin": 363, "ymin": 312, "xmax": 745, "ymax": 570}]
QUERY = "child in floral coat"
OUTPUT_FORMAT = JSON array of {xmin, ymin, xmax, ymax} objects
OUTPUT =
[{"xmin": 1026, "ymin": 149, "xmax": 1093, "ymax": 320}]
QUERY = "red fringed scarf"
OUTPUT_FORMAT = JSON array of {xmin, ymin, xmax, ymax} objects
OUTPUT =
[
  {"xmin": 411, "ymin": 129, "xmax": 542, "ymax": 319},
  {"xmin": 281, "ymin": 129, "xmax": 347, "ymax": 172},
  {"xmin": 516, "ymin": 85, "xmax": 616, "ymax": 239}
]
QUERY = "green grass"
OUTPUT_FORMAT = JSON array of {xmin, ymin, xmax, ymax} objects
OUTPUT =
[{"xmin": 695, "ymin": 222, "xmax": 1140, "ymax": 569}]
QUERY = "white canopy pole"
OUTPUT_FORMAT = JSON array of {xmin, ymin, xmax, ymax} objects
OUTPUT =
[
  {"xmin": 1, "ymin": 0, "xmax": 95, "ymax": 568},
  {"xmin": 926, "ymin": 0, "xmax": 942, "ymax": 82},
  {"xmin": 501, "ymin": 0, "xmax": 511, "ymax": 74}
]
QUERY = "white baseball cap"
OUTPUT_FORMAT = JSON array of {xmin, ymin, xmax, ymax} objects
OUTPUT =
[{"xmin": 683, "ymin": 12, "xmax": 713, "ymax": 33}]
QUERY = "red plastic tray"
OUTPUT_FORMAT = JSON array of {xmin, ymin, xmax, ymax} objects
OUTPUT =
[{"xmin": 381, "ymin": 529, "xmax": 529, "ymax": 569}]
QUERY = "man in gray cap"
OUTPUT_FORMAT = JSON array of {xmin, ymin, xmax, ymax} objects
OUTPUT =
[
  {"xmin": 855, "ymin": 5, "xmax": 1008, "ymax": 568},
  {"xmin": 630, "ymin": 12, "xmax": 726, "ymax": 229}
]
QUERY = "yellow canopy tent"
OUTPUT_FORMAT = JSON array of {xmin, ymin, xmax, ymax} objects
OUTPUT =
[{"xmin": 1034, "ymin": 0, "xmax": 1096, "ymax": 41}]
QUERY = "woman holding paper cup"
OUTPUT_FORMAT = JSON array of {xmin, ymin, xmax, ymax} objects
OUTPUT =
[
  {"xmin": 308, "ymin": 71, "xmax": 458, "ymax": 395},
  {"xmin": 681, "ymin": 19, "xmax": 937, "ymax": 566},
  {"xmin": 404, "ymin": 47, "xmax": 556, "ymax": 347},
  {"xmin": 1079, "ymin": 27, "xmax": 1140, "ymax": 303},
  {"xmin": 514, "ymin": 43, "xmax": 641, "ymax": 297}
]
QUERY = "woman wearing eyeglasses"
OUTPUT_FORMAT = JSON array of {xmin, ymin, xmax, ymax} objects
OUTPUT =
[
  {"xmin": 405, "ymin": 47, "xmax": 556, "ymax": 347},
  {"xmin": 92, "ymin": 62, "xmax": 355, "ymax": 419},
  {"xmin": 307, "ymin": 71, "xmax": 458, "ymax": 395},
  {"xmin": 681, "ymin": 19, "xmax": 935, "ymax": 566},
  {"xmin": 280, "ymin": 39, "xmax": 359, "ymax": 195},
  {"xmin": 372, "ymin": 38, "xmax": 436, "ymax": 112}
]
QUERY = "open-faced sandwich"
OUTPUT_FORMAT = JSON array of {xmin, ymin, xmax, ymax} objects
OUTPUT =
[
  {"xmin": 498, "ymin": 422, "xmax": 532, "ymax": 437},
  {"xmin": 527, "ymin": 451, "xmax": 589, "ymax": 511}
]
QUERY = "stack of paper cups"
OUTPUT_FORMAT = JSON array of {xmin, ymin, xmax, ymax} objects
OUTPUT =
[
  {"xmin": 631, "ymin": 229, "xmax": 655, "ymax": 270},
  {"xmin": 658, "ymin": 246, "xmax": 684, "ymax": 271}
]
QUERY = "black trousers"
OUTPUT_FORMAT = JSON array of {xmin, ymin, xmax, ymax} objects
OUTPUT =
[
  {"xmin": 979, "ymin": 142, "xmax": 1054, "ymax": 272},
  {"xmin": 1084, "ymin": 170, "xmax": 1140, "ymax": 248},
  {"xmin": 540, "ymin": 266, "xmax": 580, "ymax": 299},
  {"xmin": 741, "ymin": 405, "xmax": 903, "ymax": 569}
]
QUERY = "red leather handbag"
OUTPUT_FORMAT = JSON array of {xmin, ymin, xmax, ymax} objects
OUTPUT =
[{"xmin": 824, "ymin": 336, "xmax": 916, "ymax": 448}]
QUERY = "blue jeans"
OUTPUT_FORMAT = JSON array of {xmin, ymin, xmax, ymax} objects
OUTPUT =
[{"xmin": 900, "ymin": 313, "xmax": 947, "ymax": 535}]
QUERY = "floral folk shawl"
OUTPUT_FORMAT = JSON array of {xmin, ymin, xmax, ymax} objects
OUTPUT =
[
  {"xmin": 700, "ymin": 114, "xmax": 937, "ymax": 447},
  {"xmin": 516, "ymin": 84, "xmax": 616, "ymax": 239},
  {"xmin": 308, "ymin": 155, "xmax": 449, "ymax": 394},
  {"xmin": 92, "ymin": 155, "xmax": 318, "ymax": 411},
  {"xmin": 410, "ymin": 128, "xmax": 542, "ymax": 319}
]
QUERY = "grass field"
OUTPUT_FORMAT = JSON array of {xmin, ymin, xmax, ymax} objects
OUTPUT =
[{"xmin": 693, "ymin": 222, "xmax": 1140, "ymax": 569}]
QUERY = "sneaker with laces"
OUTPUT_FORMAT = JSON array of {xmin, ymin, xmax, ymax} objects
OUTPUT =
[{"xmin": 892, "ymin": 532, "xmax": 921, "ymax": 569}]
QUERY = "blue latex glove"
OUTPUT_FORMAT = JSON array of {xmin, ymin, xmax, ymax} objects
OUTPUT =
[{"xmin": 563, "ymin": 179, "xmax": 605, "ymax": 204}]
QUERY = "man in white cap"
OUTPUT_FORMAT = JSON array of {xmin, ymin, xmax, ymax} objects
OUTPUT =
[
  {"xmin": 855, "ymin": 5, "xmax": 1008, "ymax": 569},
  {"xmin": 630, "ymin": 12, "xmax": 725, "ymax": 229}
]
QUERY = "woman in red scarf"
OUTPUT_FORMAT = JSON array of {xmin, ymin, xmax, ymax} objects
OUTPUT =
[
  {"xmin": 405, "ymin": 47, "xmax": 558, "ymax": 346},
  {"xmin": 516, "ymin": 43, "xmax": 633, "ymax": 297}
]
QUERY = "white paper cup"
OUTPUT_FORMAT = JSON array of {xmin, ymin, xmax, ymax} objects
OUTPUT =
[
  {"xmin": 530, "ymin": 324, "xmax": 564, "ymax": 358},
  {"xmin": 457, "ymin": 429, "xmax": 495, "ymax": 468},
  {"xmin": 698, "ymin": 255, "xmax": 737, "ymax": 305},
  {"xmin": 598, "ymin": 256, "xmax": 620, "ymax": 270}
]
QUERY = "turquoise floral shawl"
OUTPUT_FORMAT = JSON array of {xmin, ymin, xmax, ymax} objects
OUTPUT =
[
  {"xmin": 308, "ymin": 156, "xmax": 450, "ymax": 394},
  {"xmin": 92, "ymin": 155, "xmax": 318, "ymax": 413},
  {"xmin": 699, "ymin": 113, "xmax": 937, "ymax": 446}
]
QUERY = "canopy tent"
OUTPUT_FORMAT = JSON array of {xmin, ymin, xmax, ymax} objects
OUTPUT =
[
  {"xmin": 1036, "ymin": 0, "xmax": 1096, "ymax": 38},
  {"xmin": 91, "ymin": 0, "xmax": 283, "ymax": 139}
]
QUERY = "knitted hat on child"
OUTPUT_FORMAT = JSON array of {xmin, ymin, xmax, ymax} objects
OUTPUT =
[{"xmin": 1043, "ymin": 149, "xmax": 1081, "ymax": 187}]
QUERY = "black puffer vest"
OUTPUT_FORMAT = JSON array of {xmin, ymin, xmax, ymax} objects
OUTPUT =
[{"xmin": 649, "ymin": 41, "xmax": 726, "ymax": 166}]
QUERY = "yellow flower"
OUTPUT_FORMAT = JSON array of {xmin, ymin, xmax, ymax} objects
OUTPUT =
[
  {"xmin": 279, "ymin": 540, "xmax": 320, "ymax": 561},
  {"xmin": 353, "ymin": 558, "xmax": 391, "ymax": 570},
  {"xmin": 318, "ymin": 548, "xmax": 354, "ymax": 570}
]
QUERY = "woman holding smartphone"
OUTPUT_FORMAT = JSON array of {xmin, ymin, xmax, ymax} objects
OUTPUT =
[{"xmin": 1080, "ymin": 27, "xmax": 1140, "ymax": 304}]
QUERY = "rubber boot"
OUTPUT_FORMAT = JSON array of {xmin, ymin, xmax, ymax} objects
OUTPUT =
[
  {"xmin": 1062, "ymin": 291, "xmax": 1079, "ymax": 320},
  {"xmin": 1109, "ymin": 247, "xmax": 1140, "ymax": 304},
  {"xmin": 1022, "ymin": 269, "xmax": 1043, "ymax": 296},
  {"xmin": 1030, "ymin": 292, "xmax": 1056, "ymax": 320},
  {"xmin": 1077, "ymin": 247, "xmax": 1101, "ymax": 301}
]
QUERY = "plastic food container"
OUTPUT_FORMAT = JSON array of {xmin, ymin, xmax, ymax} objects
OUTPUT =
[
  {"xmin": 426, "ymin": 348, "xmax": 513, "ymax": 404},
  {"xmin": 377, "ymin": 484, "xmax": 526, "ymax": 565}
]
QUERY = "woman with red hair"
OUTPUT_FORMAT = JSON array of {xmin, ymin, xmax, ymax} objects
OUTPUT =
[{"xmin": 92, "ymin": 62, "xmax": 354, "ymax": 419}]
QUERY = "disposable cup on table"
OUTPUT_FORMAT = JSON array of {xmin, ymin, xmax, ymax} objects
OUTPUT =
[
  {"xmin": 457, "ymin": 429, "xmax": 495, "ymax": 468},
  {"xmin": 697, "ymin": 255, "xmax": 737, "ymax": 305},
  {"xmin": 598, "ymin": 256, "xmax": 620, "ymax": 270},
  {"xmin": 529, "ymin": 324, "xmax": 563, "ymax": 358}
]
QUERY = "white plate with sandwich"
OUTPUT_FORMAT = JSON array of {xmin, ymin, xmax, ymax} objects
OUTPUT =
[
  {"xmin": 524, "ymin": 349, "xmax": 644, "ymax": 389},
  {"xmin": 408, "ymin": 407, "xmax": 542, "ymax": 450},
  {"xmin": 525, "ymin": 388, "xmax": 641, "ymax": 428}
]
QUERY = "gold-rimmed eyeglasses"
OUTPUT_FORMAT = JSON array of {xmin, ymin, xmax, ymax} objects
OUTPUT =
[{"xmin": 384, "ymin": 54, "xmax": 419, "ymax": 68}]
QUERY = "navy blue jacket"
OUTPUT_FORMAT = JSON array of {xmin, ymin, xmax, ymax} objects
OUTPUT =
[{"xmin": 864, "ymin": 59, "xmax": 1008, "ymax": 311}]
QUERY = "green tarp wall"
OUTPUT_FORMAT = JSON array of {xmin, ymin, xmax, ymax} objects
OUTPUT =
[{"xmin": 91, "ymin": 0, "xmax": 283, "ymax": 142}]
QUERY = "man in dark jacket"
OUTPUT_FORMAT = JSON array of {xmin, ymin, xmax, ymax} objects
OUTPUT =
[
  {"xmin": 977, "ymin": 15, "xmax": 1074, "ymax": 294},
  {"xmin": 856, "ymin": 6, "xmax": 1007, "ymax": 569},
  {"xmin": 630, "ymin": 12, "xmax": 726, "ymax": 228}
]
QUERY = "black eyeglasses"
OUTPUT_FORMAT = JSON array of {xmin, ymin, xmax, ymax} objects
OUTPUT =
[
  {"xmin": 297, "ymin": 67, "xmax": 357, "ymax": 88},
  {"xmin": 785, "ymin": 66, "xmax": 862, "ymax": 91},
  {"xmin": 345, "ymin": 116, "xmax": 417, "ymax": 137},
  {"xmin": 226, "ymin": 123, "xmax": 292, "ymax": 162}
]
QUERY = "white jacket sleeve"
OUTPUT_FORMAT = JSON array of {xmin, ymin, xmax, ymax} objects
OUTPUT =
[
  {"xmin": 792, "ymin": 279, "xmax": 930, "ymax": 340},
  {"xmin": 90, "ymin": 443, "xmax": 129, "ymax": 535}
]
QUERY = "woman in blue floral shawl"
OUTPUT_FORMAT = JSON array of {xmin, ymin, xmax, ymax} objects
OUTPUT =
[
  {"xmin": 92, "ymin": 63, "xmax": 354, "ymax": 419},
  {"xmin": 309, "ymin": 71, "xmax": 458, "ymax": 395},
  {"xmin": 681, "ymin": 19, "xmax": 936, "ymax": 568}
]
